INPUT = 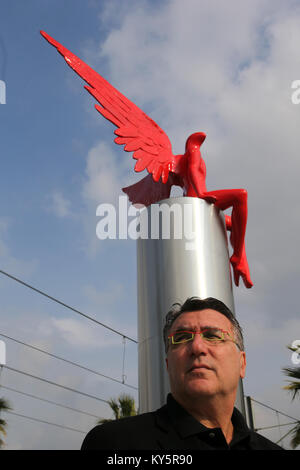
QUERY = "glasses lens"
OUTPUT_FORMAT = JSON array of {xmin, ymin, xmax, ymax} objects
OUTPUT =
[
  {"xmin": 202, "ymin": 329, "xmax": 225, "ymax": 342},
  {"xmin": 172, "ymin": 331, "xmax": 193, "ymax": 344}
]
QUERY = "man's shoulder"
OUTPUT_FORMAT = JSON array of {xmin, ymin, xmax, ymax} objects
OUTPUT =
[
  {"xmin": 81, "ymin": 406, "xmax": 169, "ymax": 450},
  {"xmin": 89, "ymin": 411, "xmax": 156, "ymax": 433},
  {"xmin": 250, "ymin": 431, "xmax": 283, "ymax": 450}
]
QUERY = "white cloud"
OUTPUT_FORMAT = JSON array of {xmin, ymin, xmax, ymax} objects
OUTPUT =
[
  {"xmin": 50, "ymin": 317, "xmax": 120, "ymax": 349},
  {"xmin": 82, "ymin": 142, "xmax": 122, "ymax": 205},
  {"xmin": 0, "ymin": 217, "xmax": 38, "ymax": 279},
  {"xmin": 82, "ymin": 141, "xmax": 138, "ymax": 206},
  {"xmin": 80, "ymin": 139, "xmax": 141, "ymax": 256},
  {"xmin": 48, "ymin": 190, "xmax": 71, "ymax": 218},
  {"xmin": 83, "ymin": 282, "xmax": 124, "ymax": 308}
]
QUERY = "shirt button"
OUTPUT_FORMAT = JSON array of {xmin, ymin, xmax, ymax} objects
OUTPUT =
[{"xmin": 208, "ymin": 432, "xmax": 215, "ymax": 438}]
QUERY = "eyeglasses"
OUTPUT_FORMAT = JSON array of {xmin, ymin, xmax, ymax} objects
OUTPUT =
[{"xmin": 168, "ymin": 328, "xmax": 239, "ymax": 348}]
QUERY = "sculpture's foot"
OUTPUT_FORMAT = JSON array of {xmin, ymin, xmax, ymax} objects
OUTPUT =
[{"xmin": 230, "ymin": 254, "xmax": 253, "ymax": 289}]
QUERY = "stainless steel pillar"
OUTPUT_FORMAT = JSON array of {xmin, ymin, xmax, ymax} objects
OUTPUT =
[{"xmin": 136, "ymin": 197, "xmax": 245, "ymax": 416}]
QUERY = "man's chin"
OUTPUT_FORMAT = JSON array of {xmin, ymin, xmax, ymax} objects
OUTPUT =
[{"xmin": 185, "ymin": 378, "xmax": 216, "ymax": 397}]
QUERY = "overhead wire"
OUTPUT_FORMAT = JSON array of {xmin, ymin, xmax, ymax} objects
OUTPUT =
[
  {"xmin": 4, "ymin": 410, "xmax": 87, "ymax": 434},
  {"xmin": 0, "ymin": 269, "xmax": 137, "ymax": 343},
  {"xmin": 0, "ymin": 385, "xmax": 101, "ymax": 419},
  {"xmin": 3, "ymin": 365, "xmax": 109, "ymax": 404},
  {"xmin": 0, "ymin": 233, "xmax": 139, "ymax": 442},
  {"xmin": 276, "ymin": 424, "xmax": 299, "ymax": 445},
  {"xmin": 0, "ymin": 331, "xmax": 138, "ymax": 390},
  {"xmin": 250, "ymin": 397, "xmax": 300, "ymax": 422},
  {"xmin": 255, "ymin": 421, "xmax": 299, "ymax": 431}
]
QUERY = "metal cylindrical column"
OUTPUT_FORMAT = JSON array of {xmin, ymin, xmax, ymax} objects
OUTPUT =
[
  {"xmin": 137, "ymin": 197, "xmax": 245, "ymax": 416},
  {"xmin": 246, "ymin": 396, "xmax": 255, "ymax": 430}
]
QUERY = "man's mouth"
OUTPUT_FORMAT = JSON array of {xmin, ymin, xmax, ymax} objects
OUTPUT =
[{"xmin": 188, "ymin": 364, "xmax": 212, "ymax": 373}]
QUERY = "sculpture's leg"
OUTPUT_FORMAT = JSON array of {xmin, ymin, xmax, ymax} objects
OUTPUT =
[
  {"xmin": 204, "ymin": 189, "xmax": 253, "ymax": 288},
  {"xmin": 225, "ymin": 215, "xmax": 253, "ymax": 288}
]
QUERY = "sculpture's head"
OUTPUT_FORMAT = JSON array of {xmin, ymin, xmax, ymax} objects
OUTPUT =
[{"xmin": 185, "ymin": 132, "xmax": 206, "ymax": 152}]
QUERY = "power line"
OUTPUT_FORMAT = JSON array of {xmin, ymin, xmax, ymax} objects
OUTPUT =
[
  {"xmin": 255, "ymin": 421, "xmax": 298, "ymax": 432},
  {"xmin": 250, "ymin": 397, "xmax": 300, "ymax": 422},
  {"xmin": 3, "ymin": 365, "xmax": 109, "ymax": 404},
  {"xmin": 0, "ymin": 268, "xmax": 137, "ymax": 343},
  {"xmin": 276, "ymin": 424, "xmax": 299, "ymax": 445},
  {"xmin": 0, "ymin": 331, "xmax": 138, "ymax": 390},
  {"xmin": 0, "ymin": 385, "xmax": 100, "ymax": 419},
  {"xmin": 4, "ymin": 410, "xmax": 87, "ymax": 434}
]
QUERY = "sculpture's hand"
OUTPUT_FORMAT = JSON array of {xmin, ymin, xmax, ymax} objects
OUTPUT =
[{"xmin": 40, "ymin": 31, "xmax": 178, "ymax": 184}]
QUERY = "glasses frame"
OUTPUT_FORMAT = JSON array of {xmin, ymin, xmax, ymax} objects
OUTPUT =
[{"xmin": 168, "ymin": 328, "xmax": 240, "ymax": 349}]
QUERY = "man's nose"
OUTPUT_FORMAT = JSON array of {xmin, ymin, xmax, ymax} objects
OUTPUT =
[{"xmin": 190, "ymin": 333, "xmax": 209, "ymax": 355}]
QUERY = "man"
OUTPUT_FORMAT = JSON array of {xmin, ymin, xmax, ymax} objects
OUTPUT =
[{"xmin": 81, "ymin": 297, "xmax": 281, "ymax": 450}]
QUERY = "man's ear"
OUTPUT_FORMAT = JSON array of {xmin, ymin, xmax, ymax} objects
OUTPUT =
[{"xmin": 240, "ymin": 351, "xmax": 246, "ymax": 379}]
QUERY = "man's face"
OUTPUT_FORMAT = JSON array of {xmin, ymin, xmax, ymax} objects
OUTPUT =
[{"xmin": 166, "ymin": 309, "xmax": 246, "ymax": 404}]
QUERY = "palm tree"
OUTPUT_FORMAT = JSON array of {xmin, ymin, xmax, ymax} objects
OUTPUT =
[
  {"xmin": 282, "ymin": 346, "xmax": 300, "ymax": 449},
  {"xmin": 98, "ymin": 394, "xmax": 137, "ymax": 424},
  {"xmin": 0, "ymin": 397, "xmax": 11, "ymax": 449},
  {"xmin": 283, "ymin": 366, "xmax": 300, "ymax": 400}
]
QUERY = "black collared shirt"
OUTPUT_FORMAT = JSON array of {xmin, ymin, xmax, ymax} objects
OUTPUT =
[
  {"xmin": 81, "ymin": 393, "xmax": 283, "ymax": 450},
  {"xmin": 166, "ymin": 394, "xmax": 282, "ymax": 450}
]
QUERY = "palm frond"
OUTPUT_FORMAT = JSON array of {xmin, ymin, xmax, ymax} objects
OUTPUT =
[
  {"xmin": 97, "ymin": 418, "xmax": 113, "ymax": 425},
  {"xmin": 107, "ymin": 398, "xmax": 120, "ymax": 420},
  {"xmin": 283, "ymin": 366, "xmax": 300, "ymax": 381},
  {"xmin": 283, "ymin": 350, "xmax": 300, "ymax": 449},
  {"xmin": 97, "ymin": 394, "xmax": 137, "ymax": 425},
  {"xmin": 290, "ymin": 422, "xmax": 300, "ymax": 449},
  {"xmin": 283, "ymin": 367, "xmax": 300, "ymax": 400},
  {"xmin": 118, "ymin": 394, "xmax": 136, "ymax": 418},
  {"xmin": 0, "ymin": 397, "xmax": 11, "ymax": 449},
  {"xmin": 283, "ymin": 382, "xmax": 300, "ymax": 400},
  {"xmin": 0, "ymin": 397, "xmax": 12, "ymax": 412}
]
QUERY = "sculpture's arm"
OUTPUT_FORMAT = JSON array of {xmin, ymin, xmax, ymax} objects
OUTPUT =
[
  {"xmin": 187, "ymin": 154, "xmax": 217, "ymax": 203},
  {"xmin": 187, "ymin": 152, "xmax": 205, "ymax": 197}
]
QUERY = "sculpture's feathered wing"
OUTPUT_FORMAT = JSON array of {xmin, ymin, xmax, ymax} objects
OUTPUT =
[
  {"xmin": 122, "ymin": 172, "xmax": 184, "ymax": 207},
  {"xmin": 40, "ymin": 31, "xmax": 184, "ymax": 205}
]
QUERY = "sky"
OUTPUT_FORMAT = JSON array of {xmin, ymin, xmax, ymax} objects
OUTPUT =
[{"xmin": 0, "ymin": 0, "xmax": 300, "ymax": 450}]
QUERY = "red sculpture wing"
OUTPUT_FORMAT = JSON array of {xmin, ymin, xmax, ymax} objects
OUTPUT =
[
  {"xmin": 123, "ymin": 174, "xmax": 173, "ymax": 207},
  {"xmin": 122, "ymin": 171, "xmax": 184, "ymax": 207},
  {"xmin": 41, "ymin": 31, "xmax": 175, "ymax": 183}
]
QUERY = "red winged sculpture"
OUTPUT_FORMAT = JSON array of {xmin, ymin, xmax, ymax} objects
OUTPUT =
[{"xmin": 41, "ymin": 31, "xmax": 253, "ymax": 289}]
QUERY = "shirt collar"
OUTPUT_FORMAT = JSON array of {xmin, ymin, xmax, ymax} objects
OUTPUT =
[{"xmin": 166, "ymin": 393, "xmax": 251, "ymax": 441}]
